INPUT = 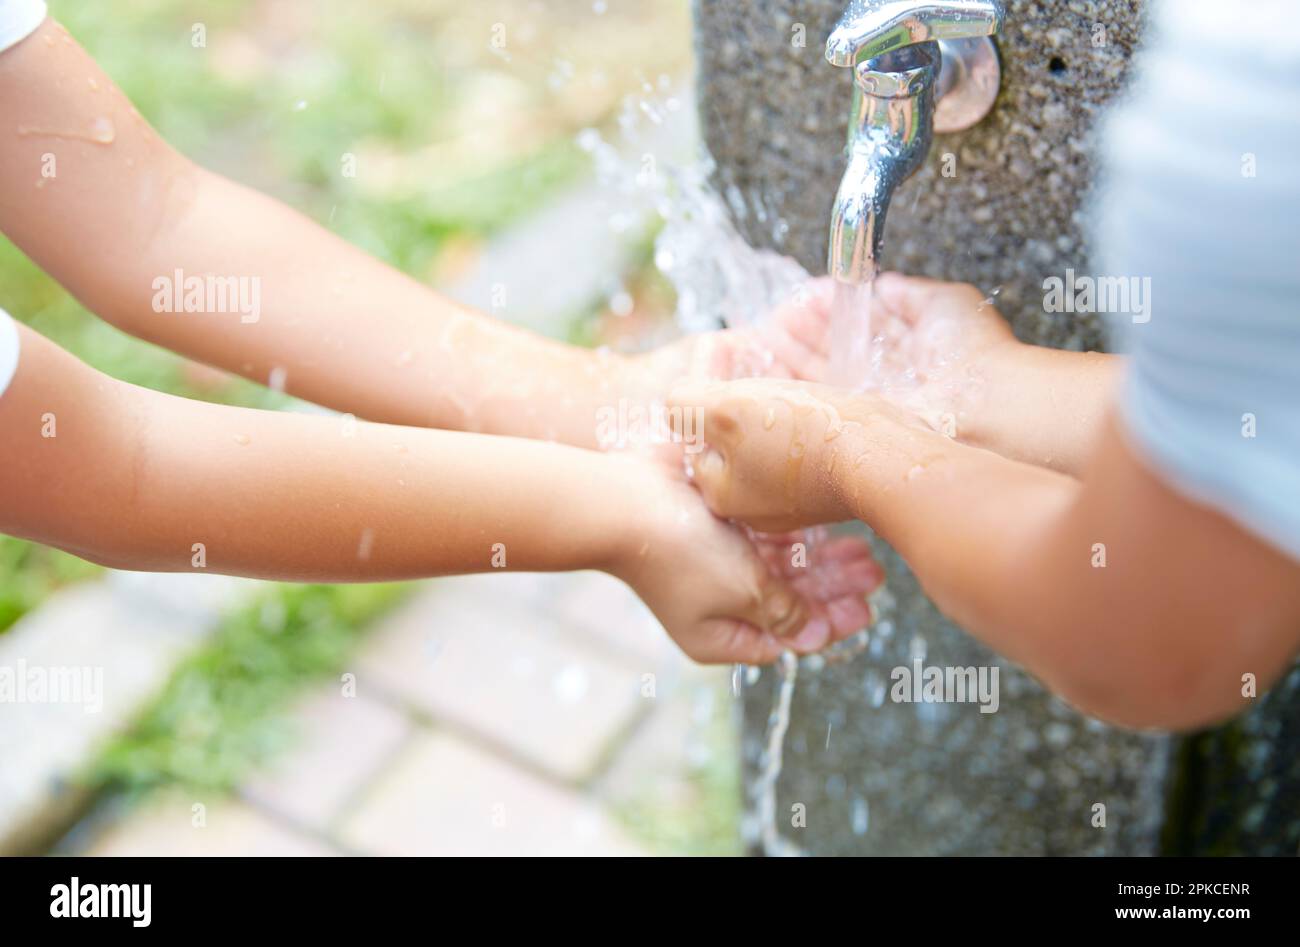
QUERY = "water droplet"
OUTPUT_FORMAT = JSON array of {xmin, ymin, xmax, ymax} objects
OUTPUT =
[
  {"xmin": 851, "ymin": 797, "xmax": 870, "ymax": 835},
  {"xmin": 233, "ymin": 433, "xmax": 251, "ymax": 446},
  {"xmin": 89, "ymin": 116, "xmax": 115, "ymax": 143}
]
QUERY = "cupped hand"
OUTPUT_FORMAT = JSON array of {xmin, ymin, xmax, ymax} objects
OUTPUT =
[
  {"xmin": 605, "ymin": 449, "xmax": 883, "ymax": 663},
  {"xmin": 633, "ymin": 276, "xmax": 839, "ymax": 389},
  {"xmin": 844, "ymin": 273, "xmax": 1021, "ymax": 433}
]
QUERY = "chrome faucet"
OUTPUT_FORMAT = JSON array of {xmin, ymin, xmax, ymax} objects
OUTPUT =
[{"xmin": 826, "ymin": 0, "xmax": 1005, "ymax": 284}]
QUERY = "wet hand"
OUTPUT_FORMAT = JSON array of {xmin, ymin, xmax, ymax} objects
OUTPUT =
[
  {"xmin": 857, "ymin": 273, "xmax": 1021, "ymax": 435},
  {"xmin": 667, "ymin": 378, "xmax": 923, "ymax": 532},
  {"xmin": 633, "ymin": 277, "xmax": 838, "ymax": 390},
  {"xmin": 605, "ymin": 455, "xmax": 883, "ymax": 661}
]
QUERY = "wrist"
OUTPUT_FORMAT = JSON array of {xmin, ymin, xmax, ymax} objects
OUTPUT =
[
  {"xmin": 828, "ymin": 401, "xmax": 942, "ymax": 524},
  {"xmin": 583, "ymin": 454, "xmax": 663, "ymax": 578},
  {"xmin": 950, "ymin": 340, "xmax": 1030, "ymax": 452}
]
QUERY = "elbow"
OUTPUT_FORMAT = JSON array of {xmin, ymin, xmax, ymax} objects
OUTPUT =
[{"xmin": 1051, "ymin": 643, "xmax": 1263, "ymax": 733}]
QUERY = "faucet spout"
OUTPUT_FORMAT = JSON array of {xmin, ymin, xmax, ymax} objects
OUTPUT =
[
  {"xmin": 828, "ymin": 43, "xmax": 937, "ymax": 284},
  {"xmin": 825, "ymin": 1, "xmax": 1005, "ymax": 284}
]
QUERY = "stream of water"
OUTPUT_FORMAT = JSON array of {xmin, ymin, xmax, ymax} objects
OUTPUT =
[
  {"xmin": 649, "ymin": 157, "xmax": 905, "ymax": 856},
  {"xmin": 582, "ymin": 92, "xmax": 910, "ymax": 856}
]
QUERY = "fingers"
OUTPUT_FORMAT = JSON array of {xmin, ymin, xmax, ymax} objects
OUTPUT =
[
  {"xmin": 692, "ymin": 619, "xmax": 786, "ymax": 665},
  {"xmin": 753, "ymin": 532, "xmax": 882, "ymax": 647},
  {"xmin": 826, "ymin": 594, "xmax": 874, "ymax": 639},
  {"xmin": 790, "ymin": 556, "xmax": 883, "ymax": 601},
  {"xmin": 784, "ymin": 613, "xmax": 833, "ymax": 652},
  {"xmin": 874, "ymin": 271, "xmax": 986, "ymax": 325},
  {"xmin": 771, "ymin": 278, "xmax": 836, "ymax": 357},
  {"xmin": 760, "ymin": 326, "xmax": 829, "ymax": 383},
  {"xmin": 755, "ymin": 279, "xmax": 837, "ymax": 382}
]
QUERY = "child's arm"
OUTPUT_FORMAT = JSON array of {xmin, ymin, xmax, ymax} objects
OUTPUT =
[
  {"xmin": 0, "ymin": 16, "xmax": 826, "ymax": 448},
  {"xmin": 0, "ymin": 320, "xmax": 888, "ymax": 664},
  {"xmin": 668, "ymin": 378, "xmax": 1300, "ymax": 730}
]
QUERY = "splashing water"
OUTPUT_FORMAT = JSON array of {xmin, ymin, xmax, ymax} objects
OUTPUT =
[
  {"xmin": 647, "ymin": 153, "xmax": 904, "ymax": 854},
  {"xmin": 754, "ymin": 651, "xmax": 803, "ymax": 857},
  {"xmin": 584, "ymin": 88, "xmax": 907, "ymax": 855}
]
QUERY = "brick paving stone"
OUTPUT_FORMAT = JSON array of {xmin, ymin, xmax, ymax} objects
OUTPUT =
[
  {"xmin": 241, "ymin": 684, "xmax": 412, "ymax": 832},
  {"xmin": 354, "ymin": 581, "xmax": 648, "ymax": 782},
  {"xmin": 338, "ymin": 730, "xmax": 646, "ymax": 856},
  {"xmin": 85, "ymin": 792, "xmax": 338, "ymax": 857}
]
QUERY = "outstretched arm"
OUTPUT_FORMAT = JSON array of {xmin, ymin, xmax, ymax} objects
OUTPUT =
[
  {"xmin": 0, "ymin": 318, "xmax": 879, "ymax": 664},
  {"xmin": 669, "ymin": 378, "xmax": 1300, "ymax": 730},
  {"xmin": 0, "ymin": 16, "xmax": 838, "ymax": 450},
  {"xmin": 0, "ymin": 318, "xmax": 888, "ymax": 661},
  {"xmin": 0, "ymin": 16, "xmax": 651, "ymax": 446}
]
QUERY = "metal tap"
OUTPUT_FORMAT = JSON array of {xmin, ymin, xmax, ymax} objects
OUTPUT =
[{"xmin": 826, "ymin": 0, "xmax": 1005, "ymax": 283}]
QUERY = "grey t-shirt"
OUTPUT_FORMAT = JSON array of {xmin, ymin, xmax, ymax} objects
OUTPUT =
[{"xmin": 1098, "ymin": 0, "xmax": 1300, "ymax": 561}]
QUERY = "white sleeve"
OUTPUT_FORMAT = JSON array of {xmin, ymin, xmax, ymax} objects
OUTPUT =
[
  {"xmin": 0, "ymin": 0, "xmax": 45, "ymax": 55},
  {"xmin": 1098, "ymin": 0, "xmax": 1300, "ymax": 563},
  {"xmin": 0, "ymin": 309, "xmax": 19, "ymax": 400}
]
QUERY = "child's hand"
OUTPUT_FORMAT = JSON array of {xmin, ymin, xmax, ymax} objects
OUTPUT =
[
  {"xmin": 605, "ymin": 454, "xmax": 883, "ymax": 661},
  {"xmin": 633, "ymin": 277, "xmax": 838, "ymax": 390},
  {"xmin": 665, "ymin": 378, "xmax": 927, "ymax": 532},
  {"xmin": 856, "ymin": 273, "xmax": 1021, "ymax": 432}
]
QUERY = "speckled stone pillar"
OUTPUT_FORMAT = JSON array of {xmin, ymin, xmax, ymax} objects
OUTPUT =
[{"xmin": 695, "ymin": 0, "xmax": 1172, "ymax": 855}]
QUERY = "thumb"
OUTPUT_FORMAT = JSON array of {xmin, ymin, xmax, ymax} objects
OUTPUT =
[{"xmin": 734, "ymin": 564, "xmax": 810, "ymax": 642}]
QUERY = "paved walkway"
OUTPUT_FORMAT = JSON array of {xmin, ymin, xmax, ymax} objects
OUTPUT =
[{"xmin": 78, "ymin": 571, "xmax": 736, "ymax": 856}]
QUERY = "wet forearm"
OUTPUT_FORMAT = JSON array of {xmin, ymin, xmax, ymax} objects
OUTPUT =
[
  {"xmin": 0, "ymin": 327, "xmax": 636, "ymax": 582},
  {"xmin": 0, "ymin": 16, "xmax": 629, "ymax": 449},
  {"xmin": 964, "ymin": 344, "xmax": 1121, "ymax": 476},
  {"xmin": 831, "ymin": 411, "xmax": 1282, "ymax": 730}
]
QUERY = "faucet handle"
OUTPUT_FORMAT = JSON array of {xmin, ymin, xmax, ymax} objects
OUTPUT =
[{"xmin": 826, "ymin": 0, "xmax": 1005, "ymax": 67}]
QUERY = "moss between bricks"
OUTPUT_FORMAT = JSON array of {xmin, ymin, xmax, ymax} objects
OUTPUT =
[{"xmin": 80, "ymin": 583, "xmax": 410, "ymax": 798}]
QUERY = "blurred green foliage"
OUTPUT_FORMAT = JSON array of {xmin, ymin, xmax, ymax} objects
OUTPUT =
[
  {"xmin": 4, "ymin": 0, "xmax": 730, "ymax": 854},
  {"xmin": 1, "ymin": 0, "xmax": 588, "ymax": 631},
  {"xmin": 612, "ymin": 689, "xmax": 745, "ymax": 857},
  {"xmin": 0, "ymin": 536, "xmax": 102, "ymax": 634},
  {"xmin": 84, "ymin": 582, "xmax": 408, "ymax": 795}
]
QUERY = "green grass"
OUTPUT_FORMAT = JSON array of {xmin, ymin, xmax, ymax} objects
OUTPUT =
[
  {"xmin": 5, "ymin": 0, "xmax": 727, "ymax": 853},
  {"xmin": 83, "ymin": 582, "xmax": 409, "ymax": 796},
  {"xmin": 0, "ymin": 536, "xmax": 102, "ymax": 634},
  {"xmin": 611, "ymin": 687, "xmax": 745, "ymax": 857}
]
